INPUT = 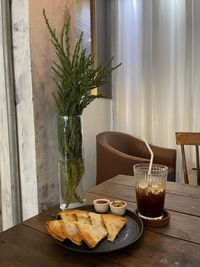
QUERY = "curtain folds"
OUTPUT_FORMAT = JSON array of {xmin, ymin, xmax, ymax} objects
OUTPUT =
[{"xmin": 112, "ymin": 0, "xmax": 200, "ymax": 180}]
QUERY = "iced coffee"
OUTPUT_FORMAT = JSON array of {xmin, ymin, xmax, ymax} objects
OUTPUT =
[{"xmin": 134, "ymin": 164, "xmax": 168, "ymax": 220}]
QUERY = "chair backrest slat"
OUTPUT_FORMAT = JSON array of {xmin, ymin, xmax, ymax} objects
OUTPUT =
[
  {"xmin": 176, "ymin": 132, "xmax": 200, "ymax": 145},
  {"xmin": 176, "ymin": 132, "xmax": 200, "ymax": 185},
  {"xmin": 196, "ymin": 145, "xmax": 200, "ymax": 185},
  {"xmin": 180, "ymin": 144, "xmax": 189, "ymax": 184}
]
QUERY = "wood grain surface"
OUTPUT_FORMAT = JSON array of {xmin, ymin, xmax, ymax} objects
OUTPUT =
[{"xmin": 0, "ymin": 174, "xmax": 199, "ymax": 267}]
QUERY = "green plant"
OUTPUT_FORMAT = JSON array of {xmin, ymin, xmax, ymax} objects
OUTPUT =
[
  {"xmin": 57, "ymin": 115, "xmax": 84, "ymax": 206},
  {"xmin": 43, "ymin": 10, "xmax": 121, "ymax": 207},
  {"xmin": 43, "ymin": 9, "xmax": 121, "ymax": 116}
]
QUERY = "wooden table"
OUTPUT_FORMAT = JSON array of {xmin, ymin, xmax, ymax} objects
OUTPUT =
[{"xmin": 0, "ymin": 175, "xmax": 200, "ymax": 267}]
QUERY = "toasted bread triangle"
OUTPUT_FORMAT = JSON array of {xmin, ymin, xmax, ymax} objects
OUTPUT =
[
  {"xmin": 59, "ymin": 210, "xmax": 90, "ymax": 246},
  {"xmin": 75, "ymin": 211, "xmax": 91, "ymax": 224},
  {"xmin": 59, "ymin": 210, "xmax": 91, "ymax": 223},
  {"xmin": 47, "ymin": 210, "xmax": 127, "ymax": 247},
  {"xmin": 61, "ymin": 219, "xmax": 82, "ymax": 246},
  {"xmin": 47, "ymin": 220, "xmax": 66, "ymax": 241},
  {"xmin": 60, "ymin": 212, "xmax": 82, "ymax": 245},
  {"xmin": 76, "ymin": 222, "xmax": 107, "ymax": 248},
  {"xmin": 89, "ymin": 212, "xmax": 106, "ymax": 227},
  {"xmin": 59, "ymin": 209, "xmax": 86, "ymax": 218},
  {"xmin": 102, "ymin": 214, "xmax": 127, "ymax": 241}
]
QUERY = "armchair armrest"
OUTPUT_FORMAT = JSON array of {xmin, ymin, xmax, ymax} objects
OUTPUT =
[{"xmin": 150, "ymin": 144, "xmax": 176, "ymax": 172}]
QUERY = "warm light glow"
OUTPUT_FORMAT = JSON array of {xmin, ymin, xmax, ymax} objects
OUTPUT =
[{"xmin": 91, "ymin": 88, "xmax": 97, "ymax": 96}]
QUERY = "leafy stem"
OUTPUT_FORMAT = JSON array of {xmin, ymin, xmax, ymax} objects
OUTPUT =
[{"xmin": 43, "ymin": 9, "xmax": 121, "ymax": 116}]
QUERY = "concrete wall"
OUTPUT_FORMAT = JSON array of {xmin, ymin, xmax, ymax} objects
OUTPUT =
[
  {"xmin": 29, "ymin": 0, "xmax": 75, "ymax": 211},
  {"xmin": 0, "ymin": 0, "xmax": 14, "ymax": 229},
  {"xmin": 0, "ymin": 0, "xmax": 112, "ymax": 228},
  {"xmin": 12, "ymin": 0, "xmax": 38, "ymax": 221}
]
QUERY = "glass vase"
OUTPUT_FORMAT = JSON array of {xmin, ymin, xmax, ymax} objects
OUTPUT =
[{"xmin": 57, "ymin": 115, "xmax": 86, "ymax": 210}]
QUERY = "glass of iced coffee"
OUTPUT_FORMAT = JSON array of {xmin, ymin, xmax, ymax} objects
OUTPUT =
[{"xmin": 134, "ymin": 163, "xmax": 168, "ymax": 220}]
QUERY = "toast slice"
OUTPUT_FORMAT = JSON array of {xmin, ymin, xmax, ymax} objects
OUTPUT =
[
  {"xmin": 59, "ymin": 209, "xmax": 82, "ymax": 218},
  {"xmin": 61, "ymin": 213, "xmax": 77, "ymax": 222},
  {"xmin": 102, "ymin": 214, "xmax": 127, "ymax": 241},
  {"xmin": 61, "ymin": 219, "xmax": 83, "ymax": 246},
  {"xmin": 89, "ymin": 212, "xmax": 103, "ymax": 226},
  {"xmin": 75, "ymin": 210, "xmax": 91, "ymax": 224},
  {"xmin": 58, "ymin": 209, "xmax": 91, "ymax": 246},
  {"xmin": 89, "ymin": 212, "xmax": 107, "ymax": 235},
  {"xmin": 47, "ymin": 220, "xmax": 66, "ymax": 241},
  {"xmin": 61, "ymin": 213, "xmax": 86, "ymax": 246},
  {"xmin": 59, "ymin": 210, "xmax": 90, "ymax": 223},
  {"xmin": 76, "ymin": 222, "xmax": 107, "ymax": 248}
]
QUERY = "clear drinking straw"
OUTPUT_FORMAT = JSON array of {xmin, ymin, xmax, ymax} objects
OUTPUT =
[{"xmin": 144, "ymin": 138, "xmax": 154, "ymax": 175}]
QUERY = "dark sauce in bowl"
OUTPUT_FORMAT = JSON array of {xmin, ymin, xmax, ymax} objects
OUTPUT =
[{"xmin": 96, "ymin": 200, "xmax": 109, "ymax": 205}]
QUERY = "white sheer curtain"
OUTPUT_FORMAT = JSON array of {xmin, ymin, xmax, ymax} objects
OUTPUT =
[{"xmin": 112, "ymin": 0, "xmax": 200, "ymax": 181}]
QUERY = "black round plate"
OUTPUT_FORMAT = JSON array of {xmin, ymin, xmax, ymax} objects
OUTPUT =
[{"xmin": 54, "ymin": 205, "xmax": 143, "ymax": 254}]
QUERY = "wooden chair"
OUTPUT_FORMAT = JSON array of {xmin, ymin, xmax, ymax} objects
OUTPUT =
[{"xmin": 176, "ymin": 132, "xmax": 200, "ymax": 185}]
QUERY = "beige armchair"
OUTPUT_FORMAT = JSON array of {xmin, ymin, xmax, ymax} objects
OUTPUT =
[{"xmin": 96, "ymin": 131, "xmax": 176, "ymax": 184}]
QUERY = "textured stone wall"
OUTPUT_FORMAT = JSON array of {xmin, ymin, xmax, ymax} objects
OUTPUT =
[
  {"xmin": 0, "ymin": 0, "xmax": 14, "ymax": 229},
  {"xmin": 12, "ymin": 0, "xmax": 39, "ymax": 220},
  {"xmin": 29, "ymin": 0, "xmax": 75, "ymax": 210}
]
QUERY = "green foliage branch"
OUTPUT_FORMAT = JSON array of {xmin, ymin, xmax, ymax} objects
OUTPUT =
[
  {"xmin": 43, "ymin": 9, "xmax": 121, "ymax": 207},
  {"xmin": 43, "ymin": 9, "xmax": 121, "ymax": 116}
]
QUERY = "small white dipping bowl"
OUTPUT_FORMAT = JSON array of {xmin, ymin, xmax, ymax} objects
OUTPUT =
[
  {"xmin": 110, "ymin": 200, "xmax": 127, "ymax": 216},
  {"xmin": 93, "ymin": 199, "xmax": 110, "ymax": 213}
]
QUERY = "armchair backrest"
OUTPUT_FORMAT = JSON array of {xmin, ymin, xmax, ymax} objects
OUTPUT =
[{"xmin": 96, "ymin": 131, "xmax": 176, "ymax": 184}]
